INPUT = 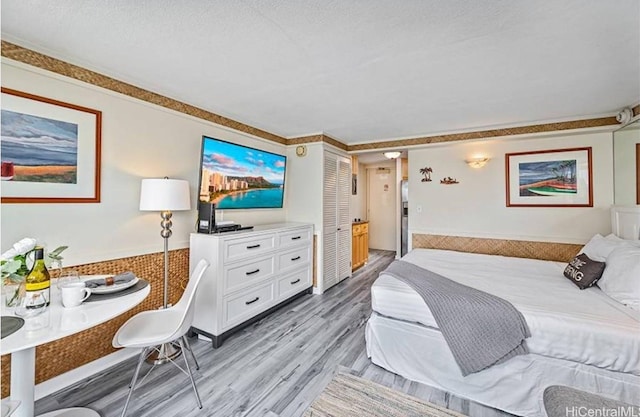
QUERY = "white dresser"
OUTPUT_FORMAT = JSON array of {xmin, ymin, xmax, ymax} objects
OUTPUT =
[{"xmin": 189, "ymin": 222, "xmax": 314, "ymax": 348}]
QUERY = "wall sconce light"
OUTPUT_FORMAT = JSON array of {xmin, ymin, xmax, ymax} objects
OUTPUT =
[
  {"xmin": 383, "ymin": 151, "xmax": 401, "ymax": 159},
  {"xmin": 465, "ymin": 157, "xmax": 490, "ymax": 168}
]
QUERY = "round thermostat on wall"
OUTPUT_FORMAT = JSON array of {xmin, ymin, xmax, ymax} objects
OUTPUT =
[{"xmin": 295, "ymin": 145, "xmax": 307, "ymax": 157}]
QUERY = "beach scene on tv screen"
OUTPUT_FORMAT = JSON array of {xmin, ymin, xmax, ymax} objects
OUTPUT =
[{"xmin": 199, "ymin": 138, "xmax": 285, "ymax": 209}]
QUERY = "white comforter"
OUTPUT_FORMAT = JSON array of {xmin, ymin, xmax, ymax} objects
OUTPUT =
[{"xmin": 371, "ymin": 249, "xmax": 640, "ymax": 375}]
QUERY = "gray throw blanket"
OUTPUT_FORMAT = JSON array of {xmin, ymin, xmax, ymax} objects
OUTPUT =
[
  {"xmin": 382, "ymin": 260, "xmax": 530, "ymax": 376},
  {"xmin": 85, "ymin": 271, "xmax": 136, "ymax": 289}
]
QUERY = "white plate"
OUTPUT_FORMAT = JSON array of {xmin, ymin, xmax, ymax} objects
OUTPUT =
[{"xmin": 82, "ymin": 275, "xmax": 139, "ymax": 294}]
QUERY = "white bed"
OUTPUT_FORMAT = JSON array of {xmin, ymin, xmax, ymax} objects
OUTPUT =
[{"xmin": 366, "ymin": 248, "xmax": 640, "ymax": 416}]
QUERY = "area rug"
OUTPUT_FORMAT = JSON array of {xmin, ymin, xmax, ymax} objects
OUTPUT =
[{"xmin": 303, "ymin": 372, "xmax": 466, "ymax": 417}]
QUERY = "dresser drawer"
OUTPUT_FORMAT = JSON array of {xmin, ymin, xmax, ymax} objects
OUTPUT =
[
  {"xmin": 277, "ymin": 268, "xmax": 311, "ymax": 299},
  {"xmin": 224, "ymin": 233, "xmax": 276, "ymax": 262},
  {"xmin": 223, "ymin": 282, "xmax": 274, "ymax": 328},
  {"xmin": 360, "ymin": 223, "xmax": 368, "ymax": 233},
  {"xmin": 278, "ymin": 228, "xmax": 311, "ymax": 249},
  {"xmin": 278, "ymin": 246, "xmax": 311, "ymax": 272},
  {"xmin": 224, "ymin": 255, "xmax": 275, "ymax": 294}
]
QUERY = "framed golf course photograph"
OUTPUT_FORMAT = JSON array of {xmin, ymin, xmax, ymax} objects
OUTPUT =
[
  {"xmin": 1, "ymin": 88, "xmax": 102, "ymax": 203},
  {"xmin": 505, "ymin": 147, "xmax": 593, "ymax": 207}
]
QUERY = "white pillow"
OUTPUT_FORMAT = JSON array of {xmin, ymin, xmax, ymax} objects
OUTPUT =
[
  {"xmin": 597, "ymin": 245, "xmax": 640, "ymax": 311},
  {"xmin": 605, "ymin": 233, "xmax": 640, "ymax": 248},
  {"xmin": 579, "ymin": 234, "xmax": 625, "ymax": 262}
]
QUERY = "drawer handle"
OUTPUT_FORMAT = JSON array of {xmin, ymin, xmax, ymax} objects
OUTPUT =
[
  {"xmin": 245, "ymin": 297, "xmax": 260, "ymax": 305},
  {"xmin": 291, "ymin": 236, "xmax": 302, "ymax": 240},
  {"xmin": 290, "ymin": 278, "xmax": 301, "ymax": 285},
  {"xmin": 246, "ymin": 244, "xmax": 261, "ymax": 249},
  {"xmin": 245, "ymin": 269, "xmax": 260, "ymax": 276},
  {"xmin": 291, "ymin": 256, "xmax": 301, "ymax": 261}
]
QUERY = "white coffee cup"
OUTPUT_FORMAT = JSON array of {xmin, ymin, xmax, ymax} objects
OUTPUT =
[{"xmin": 61, "ymin": 282, "xmax": 91, "ymax": 308}]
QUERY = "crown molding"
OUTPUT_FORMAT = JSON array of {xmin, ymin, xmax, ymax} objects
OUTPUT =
[
  {"xmin": 1, "ymin": 41, "xmax": 623, "ymax": 152},
  {"xmin": 0, "ymin": 40, "xmax": 288, "ymax": 145},
  {"xmin": 288, "ymin": 133, "xmax": 348, "ymax": 150},
  {"xmin": 347, "ymin": 117, "xmax": 618, "ymax": 152}
]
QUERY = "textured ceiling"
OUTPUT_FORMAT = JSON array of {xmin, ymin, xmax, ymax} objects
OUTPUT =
[{"xmin": 1, "ymin": 1, "xmax": 639, "ymax": 145}]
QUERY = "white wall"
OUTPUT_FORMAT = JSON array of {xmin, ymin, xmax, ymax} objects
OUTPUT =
[
  {"xmin": 1, "ymin": 59, "xmax": 287, "ymax": 266},
  {"xmin": 395, "ymin": 157, "xmax": 404, "ymax": 258},
  {"xmin": 285, "ymin": 142, "xmax": 323, "ymax": 227},
  {"xmin": 408, "ymin": 130, "xmax": 615, "ymax": 245},
  {"xmin": 350, "ymin": 161, "xmax": 367, "ymax": 221},
  {"xmin": 365, "ymin": 161, "xmax": 397, "ymax": 250},
  {"xmin": 613, "ymin": 122, "xmax": 639, "ymax": 206},
  {"xmin": 285, "ymin": 143, "xmax": 351, "ymax": 292}
]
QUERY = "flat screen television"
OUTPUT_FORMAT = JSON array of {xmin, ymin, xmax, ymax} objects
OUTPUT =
[{"xmin": 198, "ymin": 136, "xmax": 286, "ymax": 209}]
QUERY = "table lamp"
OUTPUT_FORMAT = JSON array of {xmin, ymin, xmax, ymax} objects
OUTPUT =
[{"xmin": 139, "ymin": 177, "xmax": 191, "ymax": 364}]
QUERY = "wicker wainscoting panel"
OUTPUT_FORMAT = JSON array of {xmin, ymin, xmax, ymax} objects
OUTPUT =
[
  {"xmin": 412, "ymin": 234, "xmax": 582, "ymax": 263},
  {"xmin": 1, "ymin": 249, "xmax": 190, "ymax": 399}
]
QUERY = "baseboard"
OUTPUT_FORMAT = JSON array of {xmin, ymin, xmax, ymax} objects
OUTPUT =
[
  {"xmin": 189, "ymin": 287, "xmax": 313, "ymax": 349},
  {"xmin": 34, "ymin": 347, "xmax": 140, "ymax": 400}
]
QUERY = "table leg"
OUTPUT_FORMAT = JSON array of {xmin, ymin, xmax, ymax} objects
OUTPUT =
[
  {"xmin": 10, "ymin": 347, "xmax": 36, "ymax": 417},
  {"xmin": 9, "ymin": 348, "xmax": 100, "ymax": 417}
]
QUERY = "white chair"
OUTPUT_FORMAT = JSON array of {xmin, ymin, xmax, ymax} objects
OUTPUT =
[{"xmin": 112, "ymin": 259, "xmax": 210, "ymax": 417}]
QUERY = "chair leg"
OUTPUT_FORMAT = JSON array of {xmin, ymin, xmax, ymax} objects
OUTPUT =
[
  {"xmin": 178, "ymin": 338, "xmax": 202, "ymax": 409},
  {"xmin": 182, "ymin": 335, "xmax": 200, "ymax": 370},
  {"xmin": 121, "ymin": 348, "xmax": 148, "ymax": 417}
]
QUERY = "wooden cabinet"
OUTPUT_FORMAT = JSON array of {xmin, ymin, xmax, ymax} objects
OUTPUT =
[
  {"xmin": 352, "ymin": 221, "xmax": 369, "ymax": 271},
  {"xmin": 189, "ymin": 222, "xmax": 313, "ymax": 348},
  {"xmin": 401, "ymin": 157, "xmax": 408, "ymax": 180}
]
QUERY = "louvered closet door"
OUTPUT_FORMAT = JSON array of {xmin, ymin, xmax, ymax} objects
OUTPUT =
[
  {"xmin": 323, "ymin": 152, "xmax": 339, "ymax": 290},
  {"xmin": 337, "ymin": 157, "xmax": 352, "ymax": 281}
]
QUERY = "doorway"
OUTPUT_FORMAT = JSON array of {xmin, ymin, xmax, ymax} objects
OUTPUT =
[{"xmin": 367, "ymin": 166, "xmax": 397, "ymax": 251}]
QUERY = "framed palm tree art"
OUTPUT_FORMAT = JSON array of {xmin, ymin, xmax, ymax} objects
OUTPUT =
[{"xmin": 505, "ymin": 147, "xmax": 592, "ymax": 207}]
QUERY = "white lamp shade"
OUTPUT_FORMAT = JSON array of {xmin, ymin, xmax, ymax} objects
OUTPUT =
[{"xmin": 139, "ymin": 178, "xmax": 191, "ymax": 211}]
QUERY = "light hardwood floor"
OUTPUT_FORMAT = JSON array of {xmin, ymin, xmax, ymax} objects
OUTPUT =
[{"xmin": 35, "ymin": 250, "xmax": 513, "ymax": 417}]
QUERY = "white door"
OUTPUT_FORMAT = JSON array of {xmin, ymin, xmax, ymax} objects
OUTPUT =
[
  {"xmin": 323, "ymin": 152, "xmax": 338, "ymax": 290},
  {"xmin": 337, "ymin": 158, "xmax": 352, "ymax": 282},
  {"xmin": 367, "ymin": 167, "xmax": 397, "ymax": 251},
  {"xmin": 323, "ymin": 151, "xmax": 352, "ymax": 290}
]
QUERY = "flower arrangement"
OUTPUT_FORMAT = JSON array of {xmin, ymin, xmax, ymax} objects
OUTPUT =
[{"xmin": 1, "ymin": 238, "xmax": 68, "ymax": 306}]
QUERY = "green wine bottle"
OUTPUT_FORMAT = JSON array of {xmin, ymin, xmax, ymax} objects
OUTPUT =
[{"xmin": 24, "ymin": 247, "xmax": 50, "ymax": 308}]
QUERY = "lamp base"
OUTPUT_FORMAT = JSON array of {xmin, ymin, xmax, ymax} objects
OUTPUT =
[{"xmin": 145, "ymin": 342, "xmax": 182, "ymax": 365}]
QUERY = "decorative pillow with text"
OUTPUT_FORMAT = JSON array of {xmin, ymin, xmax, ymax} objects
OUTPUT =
[{"xmin": 563, "ymin": 253, "xmax": 606, "ymax": 289}]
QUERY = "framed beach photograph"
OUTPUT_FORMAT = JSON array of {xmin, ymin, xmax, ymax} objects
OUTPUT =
[
  {"xmin": 1, "ymin": 88, "xmax": 102, "ymax": 203},
  {"xmin": 505, "ymin": 147, "xmax": 593, "ymax": 207}
]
